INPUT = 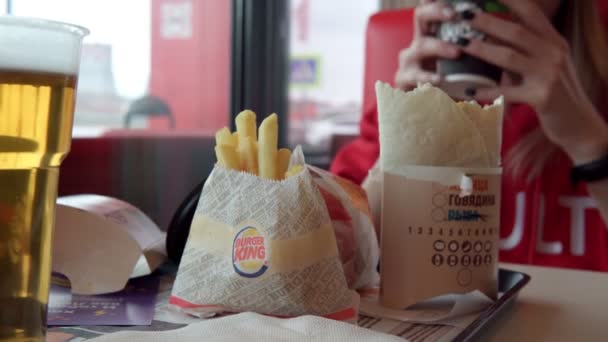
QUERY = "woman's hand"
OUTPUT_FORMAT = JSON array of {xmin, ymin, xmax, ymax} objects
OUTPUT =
[
  {"xmin": 394, "ymin": 0, "xmax": 460, "ymax": 90},
  {"xmin": 466, "ymin": 0, "xmax": 608, "ymax": 164}
]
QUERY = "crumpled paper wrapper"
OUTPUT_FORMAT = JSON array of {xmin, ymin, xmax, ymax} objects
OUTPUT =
[
  {"xmin": 53, "ymin": 195, "xmax": 166, "ymax": 295},
  {"xmin": 170, "ymin": 151, "xmax": 356, "ymax": 320}
]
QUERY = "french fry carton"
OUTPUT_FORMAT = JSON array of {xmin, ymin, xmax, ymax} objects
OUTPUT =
[{"xmin": 169, "ymin": 148, "xmax": 377, "ymax": 320}]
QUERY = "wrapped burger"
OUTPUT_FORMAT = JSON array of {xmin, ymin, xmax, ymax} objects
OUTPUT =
[{"xmin": 375, "ymin": 82, "xmax": 503, "ymax": 309}]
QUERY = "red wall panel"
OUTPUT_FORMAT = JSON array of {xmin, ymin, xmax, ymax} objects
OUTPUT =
[{"xmin": 149, "ymin": 0, "xmax": 230, "ymax": 132}]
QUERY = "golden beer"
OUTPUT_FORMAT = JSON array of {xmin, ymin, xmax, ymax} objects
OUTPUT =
[{"xmin": 0, "ymin": 18, "xmax": 86, "ymax": 342}]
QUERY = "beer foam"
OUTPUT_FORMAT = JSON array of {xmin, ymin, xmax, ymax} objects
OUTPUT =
[{"xmin": 0, "ymin": 16, "xmax": 88, "ymax": 75}]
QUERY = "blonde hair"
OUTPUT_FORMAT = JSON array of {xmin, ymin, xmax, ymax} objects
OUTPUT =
[{"xmin": 507, "ymin": 0, "xmax": 608, "ymax": 180}]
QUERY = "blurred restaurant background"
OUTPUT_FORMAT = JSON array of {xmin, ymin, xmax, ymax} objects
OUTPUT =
[{"xmin": 0, "ymin": 0, "xmax": 420, "ymax": 229}]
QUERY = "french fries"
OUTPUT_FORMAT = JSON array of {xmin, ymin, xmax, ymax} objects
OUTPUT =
[
  {"xmin": 285, "ymin": 165, "xmax": 304, "ymax": 178},
  {"xmin": 215, "ymin": 145, "xmax": 240, "ymax": 170},
  {"xmin": 239, "ymin": 136, "xmax": 258, "ymax": 174},
  {"xmin": 258, "ymin": 114, "xmax": 278, "ymax": 180},
  {"xmin": 277, "ymin": 148, "xmax": 291, "ymax": 178},
  {"xmin": 236, "ymin": 110, "xmax": 257, "ymax": 141},
  {"xmin": 213, "ymin": 110, "xmax": 302, "ymax": 180},
  {"xmin": 215, "ymin": 127, "xmax": 235, "ymax": 147}
]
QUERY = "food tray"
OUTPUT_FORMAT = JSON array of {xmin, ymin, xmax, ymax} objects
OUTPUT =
[{"xmin": 454, "ymin": 268, "xmax": 530, "ymax": 341}]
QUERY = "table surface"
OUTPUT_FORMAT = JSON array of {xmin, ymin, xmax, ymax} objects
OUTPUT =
[
  {"xmin": 48, "ymin": 262, "xmax": 608, "ymax": 341},
  {"xmin": 478, "ymin": 263, "xmax": 608, "ymax": 342}
]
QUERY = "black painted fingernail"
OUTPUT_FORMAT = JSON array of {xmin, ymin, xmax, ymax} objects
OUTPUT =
[
  {"xmin": 465, "ymin": 88, "xmax": 477, "ymax": 97},
  {"xmin": 457, "ymin": 37, "xmax": 470, "ymax": 47},
  {"xmin": 461, "ymin": 10, "xmax": 475, "ymax": 21}
]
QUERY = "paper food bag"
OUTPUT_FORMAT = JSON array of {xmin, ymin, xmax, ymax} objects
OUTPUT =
[
  {"xmin": 169, "ymin": 156, "xmax": 357, "ymax": 320},
  {"xmin": 285, "ymin": 147, "xmax": 379, "ymax": 290},
  {"xmin": 308, "ymin": 165, "xmax": 380, "ymax": 290},
  {"xmin": 376, "ymin": 82, "xmax": 503, "ymax": 309}
]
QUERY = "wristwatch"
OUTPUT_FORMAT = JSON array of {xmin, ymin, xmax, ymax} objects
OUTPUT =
[{"xmin": 570, "ymin": 152, "xmax": 608, "ymax": 186}]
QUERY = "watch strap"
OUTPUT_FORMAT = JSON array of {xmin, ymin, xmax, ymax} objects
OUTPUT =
[{"xmin": 571, "ymin": 152, "xmax": 608, "ymax": 186}]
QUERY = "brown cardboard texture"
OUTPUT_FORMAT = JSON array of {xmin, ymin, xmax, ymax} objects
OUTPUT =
[{"xmin": 380, "ymin": 166, "xmax": 500, "ymax": 309}]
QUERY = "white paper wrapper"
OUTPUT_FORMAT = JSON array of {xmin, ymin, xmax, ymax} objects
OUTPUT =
[
  {"xmin": 170, "ymin": 154, "xmax": 356, "ymax": 320},
  {"xmin": 376, "ymin": 81, "xmax": 503, "ymax": 170}
]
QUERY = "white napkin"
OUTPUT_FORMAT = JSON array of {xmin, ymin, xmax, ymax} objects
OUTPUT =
[
  {"xmin": 360, "ymin": 290, "xmax": 492, "ymax": 328},
  {"xmin": 89, "ymin": 312, "xmax": 403, "ymax": 342}
]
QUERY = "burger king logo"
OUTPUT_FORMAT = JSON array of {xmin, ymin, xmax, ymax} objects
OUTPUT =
[{"xmin": 232, "ymin": 226, "xmax": 268, "ymax": 278}]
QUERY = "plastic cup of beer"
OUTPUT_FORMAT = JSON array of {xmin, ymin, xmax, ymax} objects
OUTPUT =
[{"xmin": 0, "ymin": 17, "xmax": 88, "ymax": 342}]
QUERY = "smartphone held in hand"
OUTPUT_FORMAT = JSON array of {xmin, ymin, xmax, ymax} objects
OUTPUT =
[{"xmin": 436, "ymin": 0, "xmax": 509, "ymax": 99}]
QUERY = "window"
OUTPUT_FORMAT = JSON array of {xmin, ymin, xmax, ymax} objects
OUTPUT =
[
  {"xmin": 288, "ymin": 0, "xmax": 378, "ymax": 154},
  {"xmin": 10, "ymin": 0, "xmax": 377, "ymax": 228},
  {"xmin": 8, "ymin": 1, "xmax": 233, "ymax": 230},
  {"xmin": 12, "ymin": 0, "xmax": 231, "ymax": 136}
]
